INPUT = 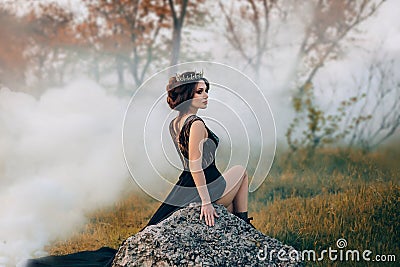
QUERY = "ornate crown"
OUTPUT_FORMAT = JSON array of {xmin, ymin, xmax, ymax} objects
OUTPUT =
[{"xmin": 175, "ymin": 69, "xmax": 204, "ymax": 82}]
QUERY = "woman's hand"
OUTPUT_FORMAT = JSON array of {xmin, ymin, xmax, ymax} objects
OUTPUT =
[{"xmin": 200, "ymin": 203, "xmax": 219, "ymax": 226}]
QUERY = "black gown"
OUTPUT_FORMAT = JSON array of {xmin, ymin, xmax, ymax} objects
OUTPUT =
[
  {"xmin": 27, "ymin": 114, "xmax": 226, "ymax": 267},
  {"xmin": 145, "ymin": 114, "xmax": 226, "ymax": 227}
]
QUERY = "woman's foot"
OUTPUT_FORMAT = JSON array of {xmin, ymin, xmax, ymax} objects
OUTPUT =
[
  {"xmin": 246, "ymin": 216, "xmax": 256, "ymax": 229},
  {"xmin": 234, "ymin": 211, "xmax": 256, "ymax": 229}
]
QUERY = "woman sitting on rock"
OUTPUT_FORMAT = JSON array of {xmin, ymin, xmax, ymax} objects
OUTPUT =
[
  {"xmin": 144, "ymin": 70, "xmax": 254, "ymax": 228},
  {"xmin": 26, "ymin": 70, "xmax": 256, "ymax": 267}
]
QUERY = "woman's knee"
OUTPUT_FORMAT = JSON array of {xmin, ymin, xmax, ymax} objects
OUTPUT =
[
  {"xmin": 223, "ymin": 165, "xmax": 247, "ymax": 188},
  {"xmin": 221, "ymin": 165, "xmax": 247, "ymax": 191},
  {"xmin": 234, "ymin": 165, "xmax": 248, "ymax": 189},
  {"xmin": 231, "ymin": 165, "xmax": 247, "ymax": 179}
]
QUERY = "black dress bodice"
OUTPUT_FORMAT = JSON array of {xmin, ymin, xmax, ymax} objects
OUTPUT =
[
  {"xmin": 144, "ymin": 114, "xmax": 226, "ymax": 226},
  {"xmin": 169, "ymin": 114, "xmax": 219, "ymax": 171}
]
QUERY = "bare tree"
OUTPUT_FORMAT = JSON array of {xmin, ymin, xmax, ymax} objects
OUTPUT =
[
  {"xmin": 169, "ymin": 0, "xmax": 188, "ymax": 67},
  {"xmin": 291, "ymin": 0, "xmax": 385, "ymax": 111},
  {"xmin": 286, "ymin": 52, "xmax": 400, "ymax": 153},
  {"xmin": 286, "ymin": 0, "xmax": 386, "ymax": 152},
  {"xmin": 167, "ymin": 0, "xmax": 209, "ymax": 72},
  {"xmin": 348, "ymin": 57, "xmax": 400, "ymax": 151},
  {"xmin": 285, "ymin": 81, "xmax": 371, "ymax": 151},
  {"xmin": 218, "ymin": 0, "xmax": 280, "ymax": 81}
]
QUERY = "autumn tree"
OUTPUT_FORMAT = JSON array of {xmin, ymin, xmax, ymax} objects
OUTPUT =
[
  {"xmin": 0, "ymin": 2, "xmax": 77, "ymax": 92},
  {"xmin": 25, "ymin": 3, "xmax": 77, "ymax": 89},
  {"xmin": 80, "ymin": 0, "xmax": 211, "ymax": 89},
  {"xmin": 81, "ymin": 0, "xmax": 170, "ymax": 89},
  {"xmin": 0, "ymin": 8, "xmax": 30, "ymax": 91}
]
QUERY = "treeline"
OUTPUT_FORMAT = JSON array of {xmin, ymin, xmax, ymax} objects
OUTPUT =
[{"xmin": 1, "ymin": 0, "xmax": 398, "ymax": 152}]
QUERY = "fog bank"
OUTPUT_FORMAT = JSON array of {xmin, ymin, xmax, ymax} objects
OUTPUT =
[{"xmin": 0, "ymin": 79, "xmax": 130, "ymax": 266}]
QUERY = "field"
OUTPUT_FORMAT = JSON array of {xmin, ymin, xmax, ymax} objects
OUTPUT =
[{"xmin": 46, "ymin": 147, "xmax": 399, "ymax": 266}]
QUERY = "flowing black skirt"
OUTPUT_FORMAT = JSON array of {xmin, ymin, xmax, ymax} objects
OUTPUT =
[
  {"xmin": 145, "ymin": 163, "xmax": 226, "ymax": 227},
  {"xmin": 26, "ymin": 247, "xmax": 117, "ymax": 267}
]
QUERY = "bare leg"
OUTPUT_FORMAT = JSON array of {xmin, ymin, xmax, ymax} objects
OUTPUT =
[
  {"xmin": 233, "ymin": 172, "xmax": 248, "ymax": 212},
  {"xmin": 215, "ymin": 165, "xmax": 248, "ymax": 212},
  {"xmin": 226, "ymin": 202, "xmax": 234, "ymax": 213}
]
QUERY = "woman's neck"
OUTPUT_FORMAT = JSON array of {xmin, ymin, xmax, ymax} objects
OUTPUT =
[{"xmin": 179, "ymin": 108, "xmax": 198, "ymax": 117}]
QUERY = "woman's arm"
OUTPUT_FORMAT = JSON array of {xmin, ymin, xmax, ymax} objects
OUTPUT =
[
  {"xmin": 188, "ymin": 120, "xmax": 210, "ymax": 203},
  {"xmin": 188, "ymin": 120, "xmax": 218, "ymax": 226}
]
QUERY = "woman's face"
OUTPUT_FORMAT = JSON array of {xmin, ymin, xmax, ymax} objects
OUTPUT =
[{"xmin": 191, "ymin": 80, "xmax": 208, "ymax": 109}]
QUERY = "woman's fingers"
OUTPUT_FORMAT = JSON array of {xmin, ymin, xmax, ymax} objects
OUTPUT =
[
  {"xmin": 200, "ymin": 207, "xmax": 206, "ymax": 221},
  {"xmin": 200, "ymin": 205, "xmax": 219, "ymax": 226},
  {"xmin": 205, "ymin": 214, "xmax": 212, "ymax": 226},
  {"xmin": 208, "ymin": 212, "xmax": 215, "ymax": 226},
  {"xmin": 214, "ymin": 209, "xmax": 219, "ymax": 217}
]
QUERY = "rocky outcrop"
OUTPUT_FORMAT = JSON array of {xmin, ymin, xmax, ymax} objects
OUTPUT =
[{"xmin": 112, "ymin": 203, "xmax": 303, "ymax": 266}]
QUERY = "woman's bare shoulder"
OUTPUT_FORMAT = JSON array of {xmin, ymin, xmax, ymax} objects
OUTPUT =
[{"xmin": 188, "ymin": 118, "xmax": 207, "ymax": 139}]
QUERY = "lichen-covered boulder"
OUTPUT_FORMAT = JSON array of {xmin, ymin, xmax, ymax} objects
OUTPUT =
[{"xmin": 112, "ymin": 203, "xmax": 303, "ymax": 266}]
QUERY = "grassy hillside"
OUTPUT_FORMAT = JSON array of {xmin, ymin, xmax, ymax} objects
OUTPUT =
[{"xmin": 46, "ymin": 148, "xmax": 399, "ymax": 266}]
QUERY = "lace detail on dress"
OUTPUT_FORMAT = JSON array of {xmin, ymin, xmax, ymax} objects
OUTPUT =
[{"xmin": 169, "ymin": 115, "xmax": 219, "ymax": 171}]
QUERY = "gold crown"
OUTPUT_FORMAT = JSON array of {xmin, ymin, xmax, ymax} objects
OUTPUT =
[{"xmin": 175, "ymin": 69, "xmax": 204, "ymax": 82}]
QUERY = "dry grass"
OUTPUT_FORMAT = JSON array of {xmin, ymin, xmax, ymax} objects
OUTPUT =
[
  {"xmin": 252, "ymin": 182, "xmax": 399, "ymax": 266},
  {"xmin": 46, "ymin": 190, "xmax": 158, "ymax": 255},
  {"xmin": 46, "ymin": 147, "xmax": 399, "ymax": 266}
]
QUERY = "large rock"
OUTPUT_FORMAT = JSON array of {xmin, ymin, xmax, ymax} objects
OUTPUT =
[{"xmin": 112, "ymin": 203, "xmax": 303, "ymax": 266}]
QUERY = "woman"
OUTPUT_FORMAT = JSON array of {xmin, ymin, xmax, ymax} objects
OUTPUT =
[
  {"xmin": 26, "ymin": 70, "xmax": 254, "ymax": 267},
  {"xmin": 145, "ymin": 70, "xmax": 254, "ymax": 228}
]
